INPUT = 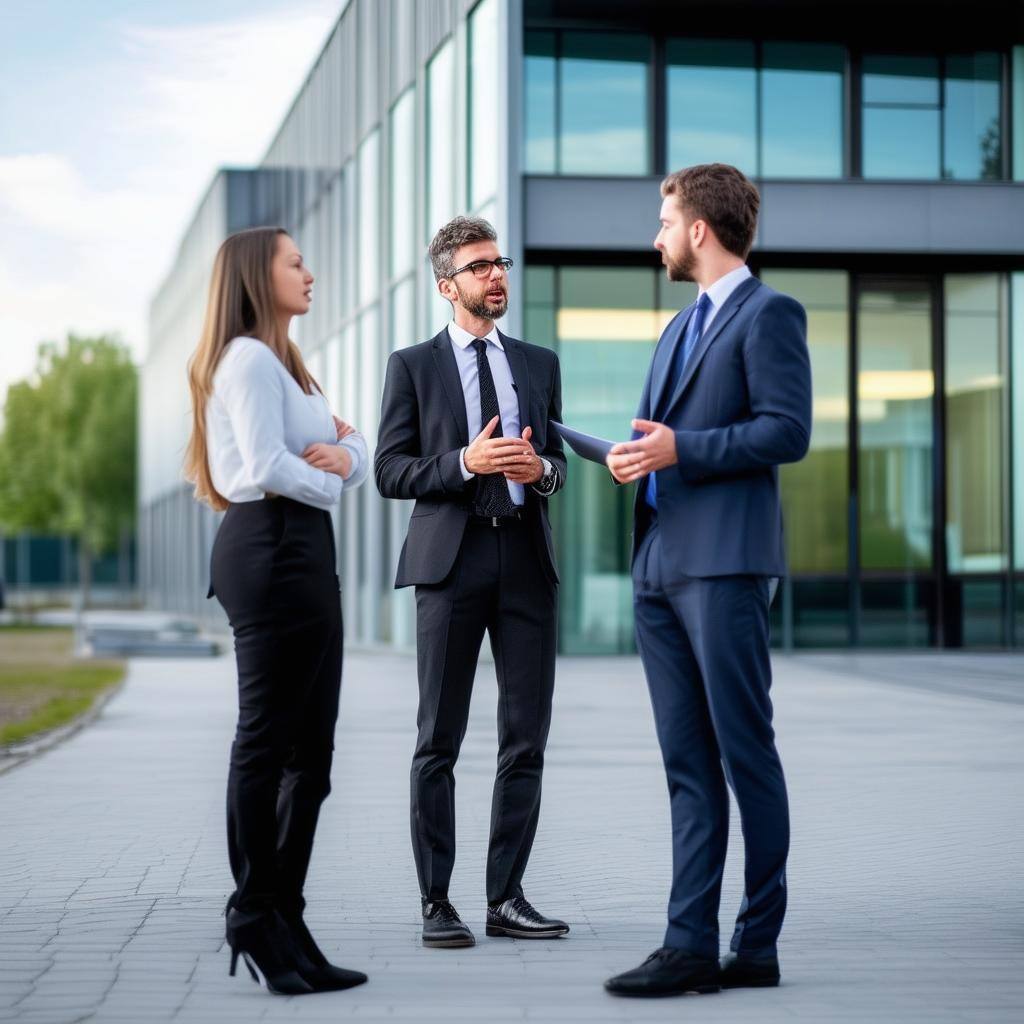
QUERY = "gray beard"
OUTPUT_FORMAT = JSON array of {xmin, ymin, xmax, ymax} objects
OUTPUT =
[{"xmin": 459, "ymin": 290, "xmax": 508, "ymax": 321}]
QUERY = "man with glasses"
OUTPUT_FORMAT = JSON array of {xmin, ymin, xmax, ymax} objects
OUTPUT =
[{"xmin": 375, "ymin": 216, "xmax": 568, "ymax": 950}]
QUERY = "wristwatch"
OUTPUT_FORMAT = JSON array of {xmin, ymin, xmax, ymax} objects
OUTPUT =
[{"xmin": 533, "ymin": 458, "xmax": 558, "ymax": 495}]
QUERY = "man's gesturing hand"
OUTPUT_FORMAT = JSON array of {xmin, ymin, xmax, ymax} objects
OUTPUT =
[
  {"xmin": 464, "ymin": 416, "xmax": 538, "ymax": 478},
  {"xmin": 501, "ymin": 426, "xmax": 544, "ymax": 485},
  {"xmin": 605, "ymin": 418, "xmax": 678, "ymax": 484}
]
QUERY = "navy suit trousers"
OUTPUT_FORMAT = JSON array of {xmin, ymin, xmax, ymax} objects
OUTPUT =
[{"xmin": 633, "ymin": 520, "xmax": 789, "ymax": 959}]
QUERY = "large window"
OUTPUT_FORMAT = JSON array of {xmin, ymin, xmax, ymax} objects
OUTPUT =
[
  {"xmin": 862, "ymin": 52, "xmax": 1002, "ymax": 180},
  {"xmin": 389, "ymin": 89, "xmax": 415, "ymax": 279},
  {"xmin": 667, "ymin": 40, "xmax": 844, "ymax": 179},
  {"xmin": 427, "ymin": 40, "xmax": 456, "ymax": 238},
  {"xmin": 762, "ymin": 43, "xmax": 845, "ymax": 177},
  {"xmin": 525, "ymin": 34, "xmax": 1010, "ymax": 181},
  {"xmin": 468, "ymin": 0, "xmax": 499, "ymax": 208},
  {"xmin": 667, "ymin": 40, "xmax": 757, "ymax": 175},
  {"xmin": 524, "ymin": 31, "xmax": 650, "ymax": 175},
  {"xmin": 857, "ymin": 282, "xmax": 934, "ymax": 573},
  {"xmin": 944, "ymin": 275, "xmax": 1006, "ymax": 573},
  {"xmin": 357, "ymin": 130, "xmax": 380, "ymax": 307}
]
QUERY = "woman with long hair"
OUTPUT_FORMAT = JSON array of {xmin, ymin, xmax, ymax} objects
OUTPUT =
[{"xmin": 185, "ymin": 226, "xmax": 367, "ymax": 995}]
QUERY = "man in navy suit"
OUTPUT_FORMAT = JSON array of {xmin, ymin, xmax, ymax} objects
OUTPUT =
[{"xmin": 603, "ymin": 164, "xmax": 812, "ymax": 998}]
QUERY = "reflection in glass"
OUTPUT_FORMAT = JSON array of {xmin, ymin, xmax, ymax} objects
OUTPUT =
[
  {"xmin": 427, "ymin": 41, "xmax": 455, "ymax": 239},
  {"xmin": 763, "ymin": 271, "xmax": 849, "ymax": 574},
  {"xmin": 546, "ymin": 267, "xmax": 658, "ymax": 653},
  {"xmin": 791, "ymin": 580, "xmax": 850, "ymax": 647},
  {"xmin": 1012, "ymin": 273, "xmax": 1024, "ymax": 570},
  {"xmin": 357, "ymin": 130, "xmax": 380, "ymax": 307},
  {"xmin": 857, "ymin": 283, "xmax": 934, "ymax": 571},
  {"xmin": 860, "ymin": 579, "xmax": 932, "ymax": 646},
  {"xmin": 524, "ymin": 32, "xmax": 556, "ymax": 173},
  {"xmin": 560, "ymin": 33, "xmax": 649, "ymax": 175},
  {"xmin": 667, "ymin": 39, "xmax": 756, "ymax": 174},
  {"xmin": 762, "ymin": 43, "xmax": 844, "ymax": 178},
  {"xmin": 944, "ymin": 53, "xmax": 1001, "ymax": 179},
  {"xmin": 389, "ymin": 89, "xmax": 415, "ymax": 278},
  {"xmin": 1015, "ymin": 48, "xmax": 1024, "ymax": 180},
  {"xmin": 944, "ymin": 275, "xmax": 1005, "ymax": 572},
  {"xmin": 469, "ymin": 0, "xmax": 499, "ymax": 207},
  {"xmin": 959, "ymin": 580, "xmax": 1005, "ymax": 646},
  {"xmin": 863, "ymin": 55, "xmax": 940, "ymax": 179}
]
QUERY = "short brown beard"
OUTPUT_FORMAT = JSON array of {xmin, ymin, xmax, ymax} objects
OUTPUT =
[
  {"xmin": 456, "ymin": 283, "xmax": 508, "ymax": 321},
  {"xmin": 664, "ymin": 237, "xmax": 697, "ymax": 282}
]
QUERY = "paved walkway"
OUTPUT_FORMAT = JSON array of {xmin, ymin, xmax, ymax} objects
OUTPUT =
[{"xmin": 1, "ymin": 647, "xmax": 1021, "ymax": 1023}]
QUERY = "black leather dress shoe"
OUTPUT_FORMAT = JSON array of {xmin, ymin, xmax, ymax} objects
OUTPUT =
[
  {"xmin": 485, "ymin": 895, "xmax": 570, "ymax": 938},
  {"xmin": 720, "ymin": 951, "xmax": 780, "ymax": 988},
  {"xmin": 422, "ymin": 899, "xmax": 475, "ymax": 948},
  {"xmin": 605, "ymin": 948, "xmax": 721, "ymax": 998}
]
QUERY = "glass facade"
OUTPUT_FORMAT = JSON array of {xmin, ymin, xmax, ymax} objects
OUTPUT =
[
  {"xmin": 667, "ymin": 40, "xmax": 845, "ymax": 178},
  {"xmin": 527, "ymin": 262, "xmax": 1023, "ymax": 650},
  {"xmin": 527, "ymin": 33, "xmax": 1012, "ymax": 181},
  {"xmin": 142, "ymin": 1, "xmax": 1024, "ymax": 653},
  {"xmin": 525, "ymin": 30, "xmax": 650, "ymax": 175},
  {"xmin": 862, "ymin": 52, "xmax": 1003, "ymax": 179}
]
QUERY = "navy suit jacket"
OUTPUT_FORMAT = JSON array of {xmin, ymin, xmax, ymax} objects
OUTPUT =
[{"xmin": 632, "ymin": 276, "xmax": 812, "ymax": 578}]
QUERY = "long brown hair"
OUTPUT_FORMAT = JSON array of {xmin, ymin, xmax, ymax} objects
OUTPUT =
[{"xmin": 184, "ymin": 226, "xmax": 319, "ymax": 511}]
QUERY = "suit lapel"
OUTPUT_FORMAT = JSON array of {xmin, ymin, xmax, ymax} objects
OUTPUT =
[
  {"xmin": 662, "ymin": 277, "xmax": 761, "ymax": 418},
  {"xmin": 650, "ymin": 306, "xmax": 694, "ymax": 416},
  {"xmin": 430, "ymin": 329, "xmax": 469, "ymax": 444},
  {"xmin": 499, "ymin": 329, "xmax": 531, "ymax": 434}
]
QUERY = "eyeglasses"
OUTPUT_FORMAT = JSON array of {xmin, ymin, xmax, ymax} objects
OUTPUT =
[{"xmin": 450, "ymin": 256, "xmax": 514, "ymax": 279}]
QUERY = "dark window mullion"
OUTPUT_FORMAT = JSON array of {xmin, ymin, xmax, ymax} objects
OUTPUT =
[
  {"xmin": 652, "ymin": 34, "xmax": 665, "ymax": 174},
  {"xmin": 850, "ymin": 49, "xmax": 862, "ymax": 178}
]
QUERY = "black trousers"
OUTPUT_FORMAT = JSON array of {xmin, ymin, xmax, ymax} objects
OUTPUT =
[
  {"xmin": 633, "ymin": 521, "xmax": 789, "ymax": 959},
  {"xmin": 210, "ymin": 497, "xmax": 342, "ymax": 918},
  {"xmin": 411, "ymin": 517, "xmax": 557, "ymax": 905}
]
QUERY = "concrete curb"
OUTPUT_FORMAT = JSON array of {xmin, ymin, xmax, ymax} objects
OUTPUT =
[{"xmin": 0, "ymin": 676, "xmax": 127, "ymax": 776}]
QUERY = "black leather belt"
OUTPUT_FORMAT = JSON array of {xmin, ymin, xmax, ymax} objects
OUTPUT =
[{"xmin": 468, "ymin": 508, "xmax": 524, "ymax": 527}]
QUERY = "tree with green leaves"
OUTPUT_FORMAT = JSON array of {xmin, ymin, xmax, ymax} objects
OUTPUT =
[{"xmin": 0, "ymin": 334, "xmax": 137, "ymax": 605}]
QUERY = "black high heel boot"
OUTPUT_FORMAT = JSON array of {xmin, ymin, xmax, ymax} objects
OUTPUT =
[
  {"xmin": 225, "ymin": 907, "xmax": 313, "ymax": 996},
  {"xmin": 281, "ymin": 909, "xmax": 368, "ymax": 992}
]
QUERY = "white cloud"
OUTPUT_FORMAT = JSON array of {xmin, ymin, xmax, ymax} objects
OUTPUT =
[{"xmin": 0, "ymin": 0, "xmax": 341, "ymax": 401}]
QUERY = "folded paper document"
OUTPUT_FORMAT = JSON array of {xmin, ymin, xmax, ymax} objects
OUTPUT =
[{"xmin": 551, "ymin": 422, "xmax": 618, "ymax": 465}]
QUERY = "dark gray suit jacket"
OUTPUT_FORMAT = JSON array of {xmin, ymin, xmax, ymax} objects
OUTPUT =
[
  {"xmin": 633, "ymin": 276, "xmax": 812, "ymax": 578},
  {"xmin": 374, "ymin": 327, "xmax": 566, "ymax": 589}
]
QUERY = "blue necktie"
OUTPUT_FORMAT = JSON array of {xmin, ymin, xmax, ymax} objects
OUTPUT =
[{"xmin": 645, "ymin": 292, "xmax": 711, "ymax": 511}]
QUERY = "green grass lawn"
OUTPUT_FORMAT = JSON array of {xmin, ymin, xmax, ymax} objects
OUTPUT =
[{"xmin": 0, "ymin": 628, "xmax": 125, "ymax": 747}]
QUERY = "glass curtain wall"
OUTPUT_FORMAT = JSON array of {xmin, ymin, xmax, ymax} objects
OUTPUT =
[
  {"xmin": 526, "ymin": 34, "xmax": 1009, "ymax": 181},
  {"xmin": 667, "ymin": 41, "xmax": 844, "ymax": 177},
  {"xmin": 524, "ymin": 30, "xmax": 650, "ymax": 175},
  {"xmin": 862, "ymin": 53, "xmax": 1002, "ymax": 179},
  {"xmin": 762, "ymin": 270, "xmax": 850, "ymax": 645},
  {"xmin": 529, "ymin": 263, "xmax": 1020, "ymax": 650},
  {"xmin": 1012, "ymin": 272, "xmax": 1024, "ymax": 642},
  {"xmin": 944, "ymin": 276, "xmax": 1007, "ymax": 644},
  {"xmin": 856, "ymin": 281, "xmax": 935, "ymax": 645}
]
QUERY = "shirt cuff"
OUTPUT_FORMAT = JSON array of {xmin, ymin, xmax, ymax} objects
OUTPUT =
[{"xmin": 459, "ymin": 446, "xmax": 474, "ymax": 481}]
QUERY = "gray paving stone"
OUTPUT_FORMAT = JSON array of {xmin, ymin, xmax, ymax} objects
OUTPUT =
[{"xmin": 0, "ymin": 650, "xmax": 1021, "ymax": 1023}]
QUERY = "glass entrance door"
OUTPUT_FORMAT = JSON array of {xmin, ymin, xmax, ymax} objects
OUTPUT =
[{"xmin": 855, "ymin": 279, "xmax": 937, "ymax": 644}]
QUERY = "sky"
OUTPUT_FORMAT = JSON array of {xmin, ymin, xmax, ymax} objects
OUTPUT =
[{"xmin": 0, "ymin": 0, "xmax": 344, "ymax": 402}]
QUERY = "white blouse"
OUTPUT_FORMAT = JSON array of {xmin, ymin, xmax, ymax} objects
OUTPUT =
[{"xmin": 206, "ymin": 336, "xmax": 368, "ymax": 510}]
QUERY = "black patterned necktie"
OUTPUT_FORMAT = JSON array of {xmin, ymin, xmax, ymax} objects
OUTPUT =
[{"xmin": 472, "ymin": 338, "xmax": 517, "ymax": 517}]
